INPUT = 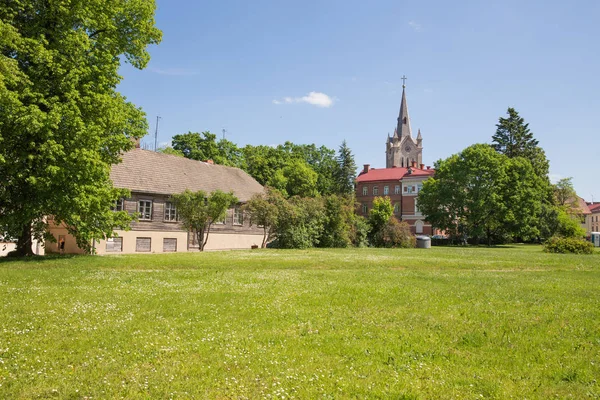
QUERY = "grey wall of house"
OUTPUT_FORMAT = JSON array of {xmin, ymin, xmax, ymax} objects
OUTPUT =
[{"xmin": 125, "ymin": 193, "xmax": 263, "ymax": 235}]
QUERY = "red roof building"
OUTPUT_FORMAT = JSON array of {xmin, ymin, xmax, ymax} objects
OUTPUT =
[{"xmin": 356, "ymin": 162, "xmax": 435, "ymax": 235}]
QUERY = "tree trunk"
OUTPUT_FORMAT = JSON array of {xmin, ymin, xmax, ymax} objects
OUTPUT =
[
  {"xmin": 15, "ymin": 223, "xmax": 34, "ymax": 257},
  {"xmin": 197, "ymin": 229, "xmax": 205, "ymax": 252},
  {"xmin": 262, "ymin": 226, "xmax": 267, "ymax": 248},
  {"xmin": 202, "ymin": 224, "xmax": 212, "ymax": 251}
]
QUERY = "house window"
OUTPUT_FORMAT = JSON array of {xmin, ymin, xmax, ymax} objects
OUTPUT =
[
  {"xmin": 163, "ymin": 238, "xmax": 177, "ymax": 252},
  {"xmin": 362, "ymin": 186, "xmax": 368, "ymax": 196},
  {"xmin": 111, "ymin": 199, "xmax": 124, "ymax": 212},
  {"xmin": 394, "ymin": 185, "xmax": 400, "ymax": 195},
  {"xmin": 383, "ymin": 186, "xmax": 389, "ymax": 195},
  {"xmin": 405, "ymin": 185, "xmax": 414, "ymax": 194},
  {"xmin": 362, "ymin": 203, "xmax": 368, "ymax": 214},
  {"xmin": 373, "ymin": 186, "xmax": 379, "ymax": 196},
  {"xmin": 135, "ymin": 237, "xmax": 151, "ymax": 252},
  {"xmin": 417, "ymin": 184, "xmax": 423, "ymax": 193},
  {"xmin": 394, "ymin": 203, "xmax": 400, "ymax": 214},
  {"xmin": 233, "ymin": 207, "xmax": 243, "ymax": 226},
  {"xmin": 138, "ymin": 200, "xmax": 152, "ymax": 220},
  {"xmin": 164, "ymin": 201, "xmax": 177, "ymax": 222},
  {"xmin": 105, "ymin": 237, "xmax": 123, "ymax": 252}
]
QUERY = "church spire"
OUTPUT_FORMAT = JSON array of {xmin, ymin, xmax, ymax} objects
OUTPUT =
[{"xmin": 396, "ymin": 76, "xmax": 412, "ymax": 139}]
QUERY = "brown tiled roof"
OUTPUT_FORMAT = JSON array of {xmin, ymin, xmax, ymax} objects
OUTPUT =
[
  {"xmin": 110, "ymin": 149, "xmax": 264, "ymax": 202},
  {"xmin": 588, "ymin": 203, "xmax": 600, "ymax": 213},
  {"xmin": 576, "ymin": 197, "xmax": 591, "ymax": 215}
]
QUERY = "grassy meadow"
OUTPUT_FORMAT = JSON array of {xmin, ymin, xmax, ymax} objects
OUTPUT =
[{"xmin": 1, "ymin": 246, "xmax": 599, "ymax": 399}]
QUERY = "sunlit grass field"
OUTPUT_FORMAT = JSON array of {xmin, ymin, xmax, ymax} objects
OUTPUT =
[{"xmin": 1, "ymin": 246, "xmax": 599, "ymax": 399}]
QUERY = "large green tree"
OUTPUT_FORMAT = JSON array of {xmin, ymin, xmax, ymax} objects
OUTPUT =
[
  {"xmin": 0, "ymin": 1, "xmax": 161, "ymax": 255},
  {"xmin": 418, "ymin": 144, "xmax": 544, "ymax": 245}
]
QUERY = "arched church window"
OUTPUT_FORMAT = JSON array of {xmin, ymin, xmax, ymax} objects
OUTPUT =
[{"xmin": 415, "ymin": 220, "xmax": 424, "ymax": 234}]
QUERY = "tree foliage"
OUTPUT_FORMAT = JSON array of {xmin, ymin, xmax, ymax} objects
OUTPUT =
[
  {"xmin": 0, "ymin": 1, "xmax": 161, "ymax": 255},
  {"xmin": 336, "ymin": 140, "xmax": 357, "ymax": 194},
  {"xmin": 368, "ymin": 196, "xmax": 395, "ymax": 246},
  {"xmin": 418, "ymin": 144, "xmax": 545, "ymax": 245},
  {"xmin": 171, "ymin": 135, "xmax": 356, "ymax": 198},
  {"xmin": 243, "ymin": 189, "xmax": 280, "ymax": 248},
  {"xmin": 172, "ymin": 189, "xmax": 238, "ymax": 251},
  {"xmin": 492, "ymin": 107, "xmax": 549, "ymax": 178}
]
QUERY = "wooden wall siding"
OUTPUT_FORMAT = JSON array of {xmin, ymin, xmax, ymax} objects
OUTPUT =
[{"xmin": 122, "ymin": 192, "xmax": 263, "ymax": 234}]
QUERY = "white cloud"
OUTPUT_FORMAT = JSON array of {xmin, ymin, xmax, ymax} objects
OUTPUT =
[
  {"xmin": 272, "ymin": 91, "xmax": 335, "ymax": 108},
  {"xmin": 408, "ymin": 20, "xmax": 422, "ymax": 32}
]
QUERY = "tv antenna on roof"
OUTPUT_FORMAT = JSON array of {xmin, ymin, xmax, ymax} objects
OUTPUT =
[{"xmin": 154, "ymin": 116, "xmax": 162, "ymax": 151}]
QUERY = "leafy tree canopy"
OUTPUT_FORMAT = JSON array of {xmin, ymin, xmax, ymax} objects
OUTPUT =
[
  {"xmin": 0, "ymin": 0, "xmax": 161, "ymax": 255},
  {"xmin": 418, "ymin": 144, "xmax": 545, "ymax": 245},
  {"xmin": 172, "ymin": 189, "xmax": 238, "ymax": 251}
]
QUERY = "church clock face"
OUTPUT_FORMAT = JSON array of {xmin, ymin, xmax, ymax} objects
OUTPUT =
[{"xmin": 405, "ymin": 145, "xmax": 412, "ymax": 152}]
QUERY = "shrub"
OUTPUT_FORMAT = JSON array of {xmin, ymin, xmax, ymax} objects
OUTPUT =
[
  {"xmin": 543, "ymin": 237, "xmax": 594, "ymax": 254},
  {"xmin": 381, "ymin": 218, "xmax": 416, "ymax": 248}
]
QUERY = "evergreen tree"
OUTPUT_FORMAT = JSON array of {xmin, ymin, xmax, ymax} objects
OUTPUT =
[
  {"xmin": 335, "ymin": 140, "xmax": 357, "ymax": 195},
  {"xmin": 492, "ymin": 108, "xmax": 549, "ymax": 178}
]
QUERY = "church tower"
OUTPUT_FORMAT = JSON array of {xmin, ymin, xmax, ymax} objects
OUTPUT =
[{"xmin": 386, "ymin": 78, "xmax": 423, "ymax": 168}]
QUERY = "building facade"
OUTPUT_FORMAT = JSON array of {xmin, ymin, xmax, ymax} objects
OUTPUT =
[
  {"xmin": 588, "ymin": 203, "xmax": 600, "ymax": 234},
  {"xmin": 46, "ymin": 149, "xmax": 265, "ymax": 254},
  {"xmin": 356, "ymin": 81, "xmax": 435, "ymax": 235}
]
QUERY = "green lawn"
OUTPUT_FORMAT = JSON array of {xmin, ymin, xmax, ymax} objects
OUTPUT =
[{"xmin": 1, "ymin": 246, "xmax": 599, "ymax": 399}]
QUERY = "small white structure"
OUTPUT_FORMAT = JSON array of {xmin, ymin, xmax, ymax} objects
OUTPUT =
[{"xmin": 591, "ymin": 232, "xmax": 600, "ymax": 247}]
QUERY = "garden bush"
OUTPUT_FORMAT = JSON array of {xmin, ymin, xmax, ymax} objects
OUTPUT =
[{"xmin": 543, "ymin": 236, "xmax": 594, "ymax": 254}]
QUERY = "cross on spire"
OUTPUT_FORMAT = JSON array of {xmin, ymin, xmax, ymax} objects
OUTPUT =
[{"xmin": 401, "ymin": 75, "xmax": 407, "ymax": 88}]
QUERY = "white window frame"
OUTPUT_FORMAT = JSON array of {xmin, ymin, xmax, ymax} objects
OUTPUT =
[
  {"xmin": 138, "ymin": 200, "xmax": 153, "ymax": 220},
  {"xmin": 394, "ymin": 185, "xmax": 400, "ymax": 195},
  {"xmin": 394, "ymin": 203, "xmax": 400, "ymax": 214},
  {"xmin": 383, "ymin": 186, "xmax": 389, "ymax": 195},
  {"xmin": 112, "ymin": 199, "xmax": 125, "ymax": 212},
  {"xmin": 362, "ymin": 186, "xmax": 368, "ymax": 196},
  {"xmin": 164, "ymin": 201, "xmax": 177, "ymax": 222},
  {"xmin": 362, "ymin": 203, "xmax": 368, "ymax": 214},
  {"xmin": 373, "ymin": 186, "xmax": 379, "ymax": 196}
]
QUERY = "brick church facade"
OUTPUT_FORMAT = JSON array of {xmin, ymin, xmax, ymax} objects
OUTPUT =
[{"xmin": 355, "ymin": 81, "xmax": 435, "ymax": 235}]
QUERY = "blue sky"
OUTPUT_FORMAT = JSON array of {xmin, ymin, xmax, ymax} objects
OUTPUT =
[{"xmin": 119, "ymin": 0, "xmax": 600, "ymax": 202}]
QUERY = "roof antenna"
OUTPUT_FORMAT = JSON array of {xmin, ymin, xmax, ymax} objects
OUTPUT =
[
  {"xmin": 154, "ymin": 116, "xmax": 161, "ymax": 151},
  {"xmin": 222, "ymin": 128, "xmax": 227, "ymax": 140}
]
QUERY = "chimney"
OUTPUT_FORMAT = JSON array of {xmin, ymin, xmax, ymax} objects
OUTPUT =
[
  {"xmin": 411, "ymin": 161, "xmax": 417, "ymax": 168},
  {"xmin": 363, "ymin": 164, "xmax": 370, "ymax": 173},
  {"xmin": 420, "ymin": 163, "xmax": 425, "ymax": 170},
  {"xmin": 206, "ymin": 159, "xmax": 214, "ymax": 165},
  {"xmin": 426, "ymin": 166, "xmax": 431, "ymax": 170},
  {"xmin": 392, "ymin": 165, "xmax": 396, "ymax": 168}
]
